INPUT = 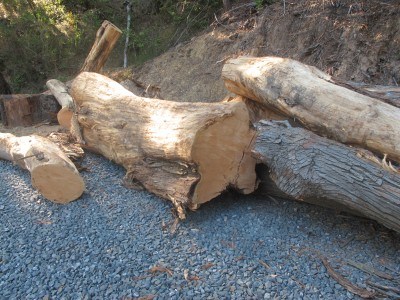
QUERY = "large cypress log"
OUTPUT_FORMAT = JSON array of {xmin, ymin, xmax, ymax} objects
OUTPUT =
[
  {"xmin": 222, "ymin": 56, "xmax": 400, "ymax": 163},
  {"xmin": 70, "ymin": 72, "xmax": 257, "ymax": 218}
]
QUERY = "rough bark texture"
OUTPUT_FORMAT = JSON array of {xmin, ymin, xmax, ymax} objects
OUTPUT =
[
  {"xmin": 80, "ymin": 20, "xmax": 122, "ymax": 73},
  {"xmin": 0, "ymin": 133, "xmax": 84, "ymax": 203},
  {"xmin": 253, "ymin": 120, "xmax": 400, "ymax": 233},
  {"xmin": 222, "ymin": 56, "xmax": 400, "ymax": 163},
  {"xmin": 70, "ymin": 72, "xmax": 257, "ymax": 217},
  {"xmin": 0, "ymin": 92, "xmax": 59, "ymax": 127}
]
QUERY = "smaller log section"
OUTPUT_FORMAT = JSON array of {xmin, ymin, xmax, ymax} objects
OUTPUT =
[
  {"xmin": 80, "ymin": 20, "xmax": 122, "ymax": 73},
  {"xmin": 46, "ymin": 79, "xmax": 84, "ymax": 144},
  {"xmin": 253, "ymin": 120, "xmax": 400, "ymax": 233},
  {"xmin": 70, "ymin": 72, "xmax": 258, "ymax": 217},
  {"xmin": 0, "ymin": 133, "xmax": 85, "ymax": 203},
  {"xmin": 0, "ymin": 93, "xmax": 59, "ymax": 127},
  {"xmin": 222, "ymin": 56, "xmax": 400, "ymax": 163}
]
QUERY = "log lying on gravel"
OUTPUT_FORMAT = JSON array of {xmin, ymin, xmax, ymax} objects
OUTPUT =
[
  {"xmin": 253, "ymin": 120, "xmax": 400, "ymax": 233},
  {"xmin": 70, "ymin": 72, "xmax": 257, "ymax": 218},
  {"xmin": 0, "ymin": 133, "xmax": 84, "ymax": 203},
  {"xmin": 222, "ymin": 57, "xmax": 400, "ymax": 163}
]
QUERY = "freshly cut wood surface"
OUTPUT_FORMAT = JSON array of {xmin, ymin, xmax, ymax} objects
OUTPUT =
[
  {"xmin": 80, "ymin": 20, "xmax": 122, "ymax": 73},
  {"xmin": 253, "ymin": 120, "xmax": 400, "ymax": 233},
  {"xmin": 46, "ymin": 79, "xmax": 84, "ymax": 144},
  {"xmin": 222, "ymin": 56, "xmax": 400, "ymax": 163},
  {"xmin": 70, "ymin": 72, "xmax": 257, "ymax": 217},
  {"xmin": 0, "ymin": 133, "xmax": 84, "ymax": 203}
]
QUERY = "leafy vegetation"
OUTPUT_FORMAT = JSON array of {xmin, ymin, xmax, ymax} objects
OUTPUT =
[{"xmin": 0, "ymin": 0, "xmax": 224, "ymax": 93}]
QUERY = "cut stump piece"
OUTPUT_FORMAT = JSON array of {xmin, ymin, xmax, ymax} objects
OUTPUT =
[
  {"xmin": 222, "ymin": 56, "xmax": 400, "ymax": 163},
  {"xmin": 253, "ymin": 120, "xmax": 400, "ymax": 233},
  {"xmin": 0, "ymin": 93, "xmax": 59, "ymax": 127},
  {"xmin": 70, "ymin": 72, "xmax": 257, "ymax": 217},
  {"xmin": 80, "ymin": 20, "xmax": 122, "ymax": 73},
  {"xmin": 0, "ymin": 133, "xmax": 85, "ymax": 203}
]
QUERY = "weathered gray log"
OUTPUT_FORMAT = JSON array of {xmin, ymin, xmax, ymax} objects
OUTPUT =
[
  {"xmin": 222, "ymin": 56, "xmax": 400, "ymax": 163},
  {"xmin": 253, "ymin": 120, "xmax": 400, "ymax": 233}
]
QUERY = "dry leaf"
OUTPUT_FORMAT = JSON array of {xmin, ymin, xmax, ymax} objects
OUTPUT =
[
  {"xmin": 148, "ymin": 265, "xmax": 173, "ymax": 277},
  {"xmin": 184, "ymin": 269, "xmax": 189, "ymax": 281},
  {"xmin": 201, "ymin": 263, "xmax": 214, "ymax": 270}
]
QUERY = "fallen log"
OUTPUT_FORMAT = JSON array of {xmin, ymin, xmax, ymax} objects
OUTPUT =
[
  {"xmin": 70, "ymin": 72, "xmax": 257, "ymax": 218},
  {"xmin": 253, "ymin": 120, "xmax": 400, "ymax": 233},
  {"xmin": 222, "ymin": 56, "xmax": 400, "ymax": 163},
  {"xmin": 0, "ymin": 133, "xmax": 85, "ymax": 203},
  {"xmin": 80, "ymin": 20, "xmax": 122, "ymax": 73}
]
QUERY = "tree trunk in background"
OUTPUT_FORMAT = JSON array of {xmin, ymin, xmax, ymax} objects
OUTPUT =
[
  {"xmin": 0, "ymin": 73, "xmax": 11, "ymax": 94},
  {"xmin": 0, "ymin": 133, "xmax": 84, "ymax": 203},
  {"xmin": 123, "ymin": 1, "xmax": 132, "ymax": 68},
  {"xmin": 70, "ymin": 72, "xmax": 257, "ymax": 218},
  {"xmin": 253, "ymin": 120, "xmax": 400, "ymax": 233},
  {"xmin": 80, "ymin": 21, "xmax": 122, "ymax": 73},
  {"xmin": 223, "ymin": 0, "xmax": 231, "ymax": 11},
  {"xmin": 222, "ymin": 56, "xmax": 400, "ymax": 163}
]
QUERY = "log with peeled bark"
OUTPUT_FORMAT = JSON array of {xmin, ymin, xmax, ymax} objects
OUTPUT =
[
  {"xmin": 80, "ymin": 20, "xmax": 122, "ymax": 73},
  {"xmin": 253, "ymin": 120, "xmax": 400, "ymax": 233},
  {"xmin": 46, "ymin": 79, "xmax": 84, "ymax": 144},
  {"xmin": 0, "ymin": 133, "xmax": 85, "ymax": 203},
  {"xmin": 222, "ymin": 56, "xmax": 400, "ymax": 163},
  {"xmin": 70, "ymin": 72, "xmax": 257, "ymax": 218}
]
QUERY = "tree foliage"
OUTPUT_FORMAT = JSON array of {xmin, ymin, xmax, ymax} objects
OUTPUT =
[{"xmin": 0, "ymin": 0, "xmax": 224, "ymax": 92}]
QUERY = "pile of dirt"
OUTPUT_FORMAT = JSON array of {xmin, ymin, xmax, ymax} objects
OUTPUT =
[{"xmin": 110, "ymin": 0, "xmax": 400, "ymax": 103}]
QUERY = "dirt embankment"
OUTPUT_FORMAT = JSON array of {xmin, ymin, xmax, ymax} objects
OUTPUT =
[{"xmin": 110, "ymin": 0, "xmax": 400, "ymax": 103}]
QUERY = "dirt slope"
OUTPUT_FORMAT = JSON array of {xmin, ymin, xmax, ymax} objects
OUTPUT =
[{"xmin": 111, "ymin": 0, "xmax": 400, "ymax": 103}]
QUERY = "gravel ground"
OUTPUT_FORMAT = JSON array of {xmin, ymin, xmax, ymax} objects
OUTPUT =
[{"xmin": 1, "ymin": 152, "xmax": 399, "ymax": 299}]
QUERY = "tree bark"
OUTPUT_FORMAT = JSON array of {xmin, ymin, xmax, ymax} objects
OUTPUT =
[
  {"xmin": 222, "ymin": 56, "xmax": 400, "ymax": 163},
  {"xmin": 80, "ymin": 20, "xmax": 122, "ymax": 73},
  {"xmin": 253, "ymin": 120, "xmax": 400, "ymax": 233},
  {"xmin": 70, "ymin": 72, "xmax": 257, "ymax": 218},
  {"xmin": 0, "ymin": 133, "xmax": 84, "ymax": 203}
]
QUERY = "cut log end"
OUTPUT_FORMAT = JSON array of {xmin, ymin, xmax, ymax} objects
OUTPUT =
[
  {"xmin": 57, "ymin": 107, "xmax": 73, "ymax": 129},
  {"xmin": 191, "ymin": 102, "xmax": 257, "ymax": 207},
  {"xmin": 31, "ymin": 164, "xmax": 85, "ymax": 204}
]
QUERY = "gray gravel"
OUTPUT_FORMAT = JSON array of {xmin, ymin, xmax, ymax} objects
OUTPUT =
[{"xmin": 1, "ymin": 152, "xmax": 399, "ymax": 299}]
